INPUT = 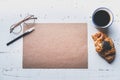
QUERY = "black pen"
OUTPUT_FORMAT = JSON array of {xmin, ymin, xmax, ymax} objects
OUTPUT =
[{"xmin": 7, "ymin": 27, "xmax": 35, "ymax": 46}]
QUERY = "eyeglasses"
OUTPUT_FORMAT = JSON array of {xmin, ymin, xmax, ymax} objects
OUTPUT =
[{"xmin": 10, "ymin": 15, "xmax": 37, "ymax": 34}]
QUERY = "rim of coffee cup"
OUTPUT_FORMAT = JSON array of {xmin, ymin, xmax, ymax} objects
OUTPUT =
[{"xmin": 92, "ymin": 7, "xmax": 114, "ymax": 28}]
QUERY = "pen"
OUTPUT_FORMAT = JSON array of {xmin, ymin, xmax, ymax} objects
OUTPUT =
[{"xmin": 7, "ymin": 27, "xmax": 35, "ymax": 46}]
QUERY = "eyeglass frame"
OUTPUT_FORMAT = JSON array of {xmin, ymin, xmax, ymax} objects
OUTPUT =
[{"xmin": 10, "ymin": 15, "xmax": 37, "ymax": 34}]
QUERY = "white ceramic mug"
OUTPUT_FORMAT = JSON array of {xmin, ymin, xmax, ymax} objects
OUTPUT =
[{"xmin": 92, "ymin": 7, "xmax": 113, "ymax": 28}]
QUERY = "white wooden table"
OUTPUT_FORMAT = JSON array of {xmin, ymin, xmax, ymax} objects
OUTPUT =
[{"xmin": 0, "ymin": 0, "xmax": 120, "ymax": 80}]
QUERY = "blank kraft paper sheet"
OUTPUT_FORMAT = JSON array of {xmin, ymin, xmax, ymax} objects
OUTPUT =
[{"xmin": 23, "ymin": 23, "xmax": 88, "ymax": 68}]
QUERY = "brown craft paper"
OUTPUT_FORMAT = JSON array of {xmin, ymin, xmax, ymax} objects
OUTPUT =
[{"xmin": 23, "ymin": 23, "xmax": 88, "ymax": 68}]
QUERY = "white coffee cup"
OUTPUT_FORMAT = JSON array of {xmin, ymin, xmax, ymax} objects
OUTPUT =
[{"xmin": 92, "ymin": 7, "xmax": 113, "ymax": 28}]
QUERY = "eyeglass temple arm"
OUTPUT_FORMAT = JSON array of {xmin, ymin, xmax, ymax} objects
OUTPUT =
[{"xmin": 10, "ymin": 16, "xmax": 37, "ymax": 33}]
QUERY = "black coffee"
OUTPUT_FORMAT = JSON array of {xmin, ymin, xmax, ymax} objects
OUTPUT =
[{"xmin": 93, "ymin": 10, "xmax": 110, "ymax": 26}]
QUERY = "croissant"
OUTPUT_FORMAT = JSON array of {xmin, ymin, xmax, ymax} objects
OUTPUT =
[{"xmin": 92, "ymin": 32, "xmax": 116, "ymax": 63}]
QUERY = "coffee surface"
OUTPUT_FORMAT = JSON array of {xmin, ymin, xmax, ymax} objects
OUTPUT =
[{"xmin": 93, "ymin": 10, "xmax": 110, "ymax": 26}]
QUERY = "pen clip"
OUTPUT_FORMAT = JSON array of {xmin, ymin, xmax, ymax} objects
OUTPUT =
[{"xmin": 25, "ymin": 27, "xmax": 35, "ymax": 33}]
